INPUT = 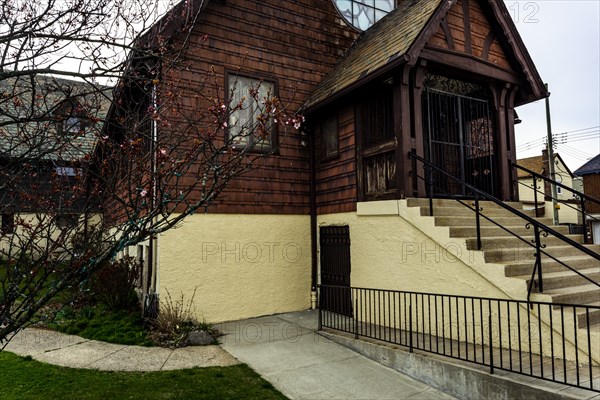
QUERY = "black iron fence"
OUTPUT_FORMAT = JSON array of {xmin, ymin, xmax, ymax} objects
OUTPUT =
[{"xmin": 319, "ymin": 284, "xmax": 600, "ymax": 393}]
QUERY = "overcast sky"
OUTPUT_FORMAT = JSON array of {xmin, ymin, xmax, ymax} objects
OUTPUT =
[{"xmin": 505, "ymin": 0, "xmax": 600, "ymax": 171}]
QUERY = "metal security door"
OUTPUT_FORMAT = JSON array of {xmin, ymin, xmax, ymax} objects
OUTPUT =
[
  {"xmin": 423, "ymin": 85, "xmax": 496, "ymax": 197},
  {"xmin": 319, "ymin": 225, "xmax": 352, "ymax": 316}
]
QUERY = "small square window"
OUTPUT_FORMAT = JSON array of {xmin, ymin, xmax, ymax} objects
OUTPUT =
[
  {"xmin": 63, "ymin": 116, "xmax": 81, "ymax": 134},
  {"xmin": 1, "ymin": 213, "xmax": 15, "ymax": 234},
  {"xmin": 227, "ymin": 75, "xmax": 276, "ymax": 151},
  {"xmin": 55, "ymin": 166, "xmax": 79, "ymax": 176},
  {"xmin": 56, "ymin": 215, "xmax": 77, "ymax": 230},
  {"xmin": 322, "ymin": 114, "xmax": 339, "ymax": 159}
]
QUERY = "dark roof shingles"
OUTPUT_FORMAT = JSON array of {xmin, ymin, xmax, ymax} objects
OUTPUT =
[
  {"xmin": 304, "ymin": 0, "xmax": 442, "ymax": 110},
  {"xmin": 574, "ymin": 154, "xmax": 600, "ymax": 176}
]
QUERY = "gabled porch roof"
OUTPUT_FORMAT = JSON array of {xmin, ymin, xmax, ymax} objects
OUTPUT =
[{"xmin": 304, "ymin": 0, "xmax": 547, "ymax": 112}]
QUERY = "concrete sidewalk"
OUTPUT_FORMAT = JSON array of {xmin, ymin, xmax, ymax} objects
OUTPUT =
[
  {"xmin": 218, "ymin": 310, "xmax": 455, "ymax": 400},
  {"xmin": 3, "ymin": 328, "xmax": 238, "ymax": 371}
]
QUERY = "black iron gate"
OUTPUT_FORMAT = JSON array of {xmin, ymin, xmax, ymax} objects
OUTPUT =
[
  {"xmin": 319, "ymin": 225, "xmax": 352, "ymax": 316},
  {"xmin": 422, "ymin": 77, "xmax": 496, "ymax": 197}
]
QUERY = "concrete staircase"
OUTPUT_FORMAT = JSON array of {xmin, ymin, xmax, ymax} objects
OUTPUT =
[{"xmin": 406, "ymin": 198, "xmax": 600, "ymax": 328}]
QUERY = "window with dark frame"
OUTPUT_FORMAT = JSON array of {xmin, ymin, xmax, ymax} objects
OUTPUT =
[
  {"xmin": 358, "ymin": 82, "xmax": 394, "ymax": 148},
  {"xmin": 1, "ymin": 213, "xmax": 15, "ymax": 234},
  {"xmin": 55, "ymin": 99, "xmax": 86, "ymax": 136},
  {"xmin": 63, "ymin": 116, "xmax": 81, "ymax": 134},
  {"xmin": 227, "ymin": 75, "xmax": 276, "ymax": 151},
  {"xmin": 322, "ymin": 114, "xmax": 339, "ymax": 160},
  {"xmin": 55, "ymin": 214, "xmax": 77, "ymax": 230}
]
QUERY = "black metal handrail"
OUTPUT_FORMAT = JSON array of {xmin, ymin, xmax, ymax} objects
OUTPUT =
[
  {"xmin": 513, "ymin": 162, "xmax": 600, "ymax": 244},
  {"xmin": 319, "ymin": 284, "xmax": 600, "ymax": 393},
  {"xmin": 409, "ymin": 152, "xmax": 600, "ymax": 301}
]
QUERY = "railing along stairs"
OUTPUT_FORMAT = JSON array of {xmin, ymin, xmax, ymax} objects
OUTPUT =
[
  {"xmin": 513, "ymin": 162, "xmax": 600, "ymax": 245},
  {"xmin": 408, "ymin": 152, "xmax": 600, "ymax": 303}
]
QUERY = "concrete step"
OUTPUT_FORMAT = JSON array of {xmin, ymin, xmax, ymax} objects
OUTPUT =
[
  {"xmin": 504, "ymin": 256, "xmax": 600, "ymax": 277},
  {"xmin": 530, "ymin": 284, "xmax": 600, "ymax": 305},
  {"xmin": 420, "ymin": 206, "xmax": 536, "ymax": 218},
  {"xmin": 576, "ymin": 301, "xmax": 600, "ymax": 328},
  {"xmin": 484, "ymin": 244, "xmax": 600, "ymax": 263},
  {"xmin": 406, "ymin": 197, "xmax": 524, "ymax": 210},
  {"xmin": 466, "ymin": 235, "xmax": 585, "ymax": 251},
  {"xmin": 434, "ymin": 216, "xmax": 554, "ymax": 227},
  {"xmin": 517, "ymin": 268, "xmax": 600, "ymax": 291},
  {"xmin": 449, "ymin": 225, "xmax": 571, "ymax": 238}
]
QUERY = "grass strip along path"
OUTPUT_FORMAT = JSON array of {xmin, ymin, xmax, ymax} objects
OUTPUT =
[{"xmin": 0, "ymin": 351, "xmax": 287, "ymax": 400}]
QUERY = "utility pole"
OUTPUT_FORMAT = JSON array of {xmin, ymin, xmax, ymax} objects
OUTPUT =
[{"xmin": 545, "ymin": 83, "xmax": 559, "ymax": 225}]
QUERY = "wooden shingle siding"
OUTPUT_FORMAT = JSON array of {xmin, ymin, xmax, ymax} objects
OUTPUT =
[
  {"xmin": 315, "ymin": 104, "xmax": 357, "ymax": 214},
  {"xmin": 161, "ymin": 0, "xmax": 357, "ymax": 215}
]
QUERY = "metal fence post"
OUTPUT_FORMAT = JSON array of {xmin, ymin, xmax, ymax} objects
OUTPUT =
[
  {"xmin": 475, "ymin": 196, "xmax": 482, "ymax": 250},
  {"xmin": 354, "ymin": 295, "xmax": 359, "ymax": 339},
  {"xmin": 489, "ymin": 312, "xmax": 494, "ymax": 374},
  {"xmin": 318, "ymin": 285, "xmax": 322, "ymax": 331},
  {"xmin": 534, "ymin": 226, "xmax": 544, "ymax": 293},
  {"xmin": 409, "ymin": 303, "xmax": 413, "ymax": 353}
]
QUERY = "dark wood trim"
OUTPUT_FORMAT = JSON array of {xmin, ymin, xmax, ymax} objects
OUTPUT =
[
  {"xmin": 440, "ymin": 20, "xmax": 455, "ymax": 50},
  {"xmin": 362, "ymin": 139, "xmax": 395, "ymax": 157},
  {"xmin": 303, "ymin": 55, "xmax": 410, "ymax": 114},
  {"xmin": 481, "ymin": 0, "xmax": 547, "ymax": 102},
  {"xmin": 495, "ymin": 83, "xmax": 510, "ymax": 200},
  {"xmin": 462, "ymin": 0, "xmax": 472, "ymax": 54},
  {"xmin": 393, "ymin": 75, "xmax": 404, "ymax": 198},
  {"xmin": 481, "ymin": 30, "xmax": 495, "ymax": 60},
  {"xmin": 309, "ymin": 125, "xmax": 318, "ymax": 291},
  {"xmin": 396, "ymin": 65, "xmax": 413, "ymax": 198},
  {"xmin": 405, "ymin": 0, "xmax": 458, "ymax": 65},
  {"xmin": 421, "ymin": 47, "xmax": 520, "ymax": 84},
  {"xmin": 354, "ymin": 103, "xmax": 365, "ymax": 202},
  {"xmin": 413, "ymin": 62, "xmax": 427, "ymax": 197},
  {"xmin": 506, "ymin": 87, "xmax": 518, "ymax": 200}
]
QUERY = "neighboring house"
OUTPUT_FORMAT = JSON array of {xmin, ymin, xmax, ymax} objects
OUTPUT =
[
  {"xmin": 574, "ymin": 154, "xmax": 600, "ymax": 243},
  {"xmin": 516, "ymin": 150, "xmax": 581, "ymax": 224},
  {"xmin": 0, "ymin": 75, "xmax": 109, "ymax": 257},
  {"xmin": 111, "ymin": 0, "xmax": 552, "ymax": 324}
]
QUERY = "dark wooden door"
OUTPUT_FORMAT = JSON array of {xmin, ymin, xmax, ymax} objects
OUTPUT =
[{"xmin": 319, "ymin": 225, "xmax": 352, "ymax": 316}]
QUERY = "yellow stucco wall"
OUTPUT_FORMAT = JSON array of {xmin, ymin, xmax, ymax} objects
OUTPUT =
[
  {"xmin": 157, "ymin": 214, "xmax": 311, "ymax": 323},
  {"xmin": 317, "ymin": 202, "xmax": 523, "ymax": 299},
  {"xmin": 0, "ymin": 213, "xmax": 102, "ymax": 259}
]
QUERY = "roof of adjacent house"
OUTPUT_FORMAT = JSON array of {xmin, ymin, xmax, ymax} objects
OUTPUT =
[
  {"xmin": 304, "ymin": 0, "xmax": 441, "ymax": 110},
  {"xmin": 0, "ymin": 74, "xmax": 111, "ymax": 162},
  {"xmin": 516, "ymin": 152, "xmax": 573, "ymax": 179},
  {"xmin": 574, "ymin": 154, "xmax": 600, "ymax": 176},
  {"xmin": 516, "ymin": 155, "xmax": 545, "ymax": 178}
]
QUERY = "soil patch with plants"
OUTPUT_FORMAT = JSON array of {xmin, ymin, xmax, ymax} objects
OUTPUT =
[{"xmin": 40, "ymin": 257, "xmax": 219, "ymax": 348}]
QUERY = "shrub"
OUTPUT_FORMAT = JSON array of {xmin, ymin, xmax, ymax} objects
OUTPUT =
[
  {"xmin": 149, "ymin": 288, "xmax": 219, "ymax": 347},
  {"xmin": 91, "ymin": 256, "xmax": 141, "ymax": 311}
]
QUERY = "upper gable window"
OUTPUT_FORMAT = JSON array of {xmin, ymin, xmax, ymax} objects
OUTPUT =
[
  {"xmin": 63, "ymin": 116, "xmax": 81, "ymax": 134},
  {"xmin": 54, "ymin": 99, "xmax": 86, "ymax": 135},
  {"xmin": 334, "ymin": 0, "xmax": 395, "ymax": 31},
  {"xmin": 227, "ymin": 75, "xmax": 276, "ymax": 151}
]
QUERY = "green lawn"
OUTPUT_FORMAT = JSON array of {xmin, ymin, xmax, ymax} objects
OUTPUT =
[
  {"xmin": 49, "ymin": 307, "xmax": 154, "ymax": 346},
  {"xmin": 0, "ymin": 352, "xmax": 287, "ymax": 400}
]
